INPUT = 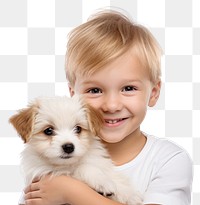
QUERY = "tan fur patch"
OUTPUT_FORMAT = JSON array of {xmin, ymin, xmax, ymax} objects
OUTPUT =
[
  {"xmin": 86, "ymin": 105, "xmax": 104, "ymax": 136},
  {"xmin": 9, "ymin": 105, "xmax": 38, "ymax": 143}
]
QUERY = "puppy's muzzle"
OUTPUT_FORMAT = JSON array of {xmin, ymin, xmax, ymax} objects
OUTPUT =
[{"xmin": 62, "ymin": 143, "xmax": 75, "ymax": 154}]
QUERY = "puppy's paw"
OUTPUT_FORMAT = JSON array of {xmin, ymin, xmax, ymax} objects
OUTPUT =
[
  {"xmin": 92, "ymin": 179, "xmax": 117, "ymax": 199},
  {"xmin": 98, "ymin": 191, "xmax": 113, "ymax": 197},
  {"xmin": 74, "ymin": 166, "xmax": 117, "ymax": 197}
]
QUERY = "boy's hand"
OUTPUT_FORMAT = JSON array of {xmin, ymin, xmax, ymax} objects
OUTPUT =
[
  {"xmin": 24, "ymin": 174, "xmax": 118, "ymax": 205},
  {"xmin": 24, "ymin": 175, "xmax": 69, "ymax": 205}
]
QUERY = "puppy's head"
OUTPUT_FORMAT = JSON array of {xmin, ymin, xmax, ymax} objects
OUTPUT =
[{"xmin": 9, "ymin": 95, "xmax": 103, "ymax": 165}]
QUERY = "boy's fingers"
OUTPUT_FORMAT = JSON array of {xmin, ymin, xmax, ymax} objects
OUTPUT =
[
  {"xmin": 24, "ymin": 185, "xmax": 31, "ymax": 194},
  {"xmin": 32, "ymin": 177, "xmax": 40, "ymax": 183},
  {"xmin": 24, "ymin": 182, "xmax": 40, "ymax": 194},
  {"xmin": 25, "ymin": 199, "xmax": 42, "ymax": 205},
  {"xmin": 24, "ymin": 176, "xmax": 41, "ymax": 194},
  {"xmin": 25, "ymin": 190, "xmax": 41, "ymax": 200}
]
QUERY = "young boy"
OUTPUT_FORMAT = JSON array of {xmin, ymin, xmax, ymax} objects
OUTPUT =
[{"xmin": 23, "ymin": 10, "xmax": 193, "ymax": 205}]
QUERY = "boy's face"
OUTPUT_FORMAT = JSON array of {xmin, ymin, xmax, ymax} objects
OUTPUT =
[{"xmin": 70, "ymin": 50, "xmax": 160, "ymax": 143}]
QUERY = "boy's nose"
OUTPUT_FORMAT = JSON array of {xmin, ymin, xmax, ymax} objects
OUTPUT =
[{"xmin": 102, "ymin": 94, "xmax": 122, "ymax": 113}]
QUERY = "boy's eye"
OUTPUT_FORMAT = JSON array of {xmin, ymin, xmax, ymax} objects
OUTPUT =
[
  {"xmin": 87, "ymin": 88, "xmax": 102, "ymax": 94},
  {"xmin": 122, "ymin": 86, "xmax": 136, "ymax": 92}
]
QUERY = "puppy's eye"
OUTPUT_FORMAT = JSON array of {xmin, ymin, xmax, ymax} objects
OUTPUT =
[
  {"xmin": 74, "ymin": 126, "xmax": 82, "ymax": 134},
  {"xmin": 44, "ymin": 127, "xmax": 54, "ymax": 136}
]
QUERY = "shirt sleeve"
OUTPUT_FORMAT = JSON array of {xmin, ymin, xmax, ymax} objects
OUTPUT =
[{"xmin": 143, "ymin": 150, "xmax": 193, "ymax": 205}]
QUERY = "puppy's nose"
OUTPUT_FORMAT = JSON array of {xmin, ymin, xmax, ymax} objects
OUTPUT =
[{"xmin": 62, "ymin": 143, "xmax": 75, "ymax": 154}]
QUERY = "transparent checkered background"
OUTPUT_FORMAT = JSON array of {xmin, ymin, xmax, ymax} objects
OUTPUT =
[{"xmin": 0, "ymin": 0, "xmax": 199, "ymax": 204}]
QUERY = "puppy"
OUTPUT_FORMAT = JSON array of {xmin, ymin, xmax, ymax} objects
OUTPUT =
[{"xmin": 10, "ymin": 95, "xmax": 143, "ymax": 205}]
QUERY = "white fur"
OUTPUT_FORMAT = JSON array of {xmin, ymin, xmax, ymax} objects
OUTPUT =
[{"xmin": 18, "ymin": 96, "xmax": 143, "ymax": 205}]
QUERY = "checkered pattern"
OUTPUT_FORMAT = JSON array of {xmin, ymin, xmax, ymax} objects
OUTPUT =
[{"xmin": 0, "ymin": 0, "xmax": 199, "ymax": 204}]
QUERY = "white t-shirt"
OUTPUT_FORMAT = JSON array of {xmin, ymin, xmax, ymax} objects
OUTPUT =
[{"xmin": 116, "ymin": 134, "xmax": 193, "ymax": 205}]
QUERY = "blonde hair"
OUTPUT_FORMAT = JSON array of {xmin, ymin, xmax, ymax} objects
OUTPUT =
[{"xmin": 65, "ymin": 10, "xmax": 162, "ymax": 87}]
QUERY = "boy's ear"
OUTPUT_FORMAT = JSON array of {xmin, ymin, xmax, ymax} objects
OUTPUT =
[
  {"xmin": 68, "ymin": 85, "xmax": 75, "ymax": 97},
  {"xmin": 9, "ymin": 105, "xmax": 38, "ymax": 143},
  {"xmin": 148, "ymin": 81, "xmax": 161, "ymax": 107},
  {"xmin": 85, "ymin": 105, "xmax": 104, "ymax": 136}
]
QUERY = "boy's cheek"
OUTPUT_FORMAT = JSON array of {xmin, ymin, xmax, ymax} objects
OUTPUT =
[{"xmin": 84, "ymin": 99, "xmax": 99, "ymax": 109}]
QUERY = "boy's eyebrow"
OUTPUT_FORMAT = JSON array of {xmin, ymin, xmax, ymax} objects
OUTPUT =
[
  {"xmin": 122, "ymin": 79, "xmax": 144, "ymax": 84},
  {"xmin": 79, "ymin": 80, "xmax": 99, "ymax": 85}
]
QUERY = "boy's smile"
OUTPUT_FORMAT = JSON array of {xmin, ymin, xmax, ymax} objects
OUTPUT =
[
  {"xmin": 71, "ymin": 48, "xmax": 160, "ymax": 146},
  {"xmin": 104, "ymin": 118, "xmax": 128, "ymax": 126}
]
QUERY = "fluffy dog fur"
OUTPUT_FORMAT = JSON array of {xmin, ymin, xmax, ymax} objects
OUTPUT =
[{"xmin": 10, "ymin": 95, "xmax": 143, "ymax": 205}]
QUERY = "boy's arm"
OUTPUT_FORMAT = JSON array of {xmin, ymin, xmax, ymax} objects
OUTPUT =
[{"xmin": 24, "ymin": 175, "xmax": 125, "ymax": 205}]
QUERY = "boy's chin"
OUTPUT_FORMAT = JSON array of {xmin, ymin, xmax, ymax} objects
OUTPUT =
[{"xmin": 100, "ymin": 133, "xmax": 126, "ymax": 144}]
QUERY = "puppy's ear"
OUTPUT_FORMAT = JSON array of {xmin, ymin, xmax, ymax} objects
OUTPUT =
[
  {"xmin": 9, "ymin": 105, "xmax": 38, "ymax": 143},
  {"xmin": 86, "ymin": 105, "xmax": 104, "ymax": 136}
]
